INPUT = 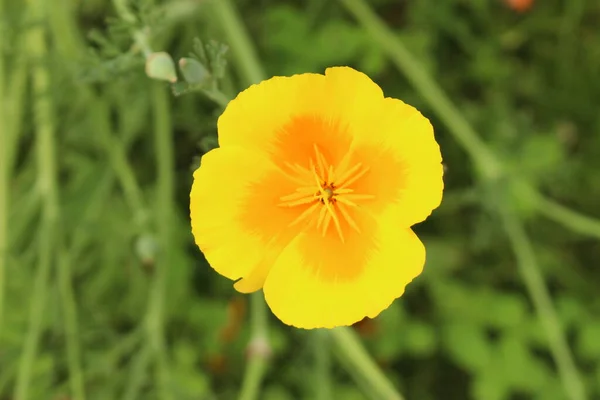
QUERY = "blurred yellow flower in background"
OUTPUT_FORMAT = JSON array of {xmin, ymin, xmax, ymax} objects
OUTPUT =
[{"xmin": 190, "ymin": 67, "xmax": 443, "ymax": 329}]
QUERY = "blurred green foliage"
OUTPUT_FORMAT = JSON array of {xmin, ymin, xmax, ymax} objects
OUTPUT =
[{"xmin": 1, "ymin": 0, "xmax": 600, "ymax": 399}]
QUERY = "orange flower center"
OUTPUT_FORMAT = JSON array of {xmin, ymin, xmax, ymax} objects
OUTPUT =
[{"xmin": 278, "ymin": 144, "xmax": 374, "ymax": 243}]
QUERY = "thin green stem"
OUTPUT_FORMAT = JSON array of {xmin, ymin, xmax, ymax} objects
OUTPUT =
[
  {"xmin": 249, "ymin": 292, "xmax": 268, "ymax": 346},
  {"xmin": 211, "ymin": 0, "xmax": 265, "ymax": 86},
  {"xmin": 0, "ymin": 0, "xmax": 7, "ymax": 338},
  {"xmin": 530, "ymin": 191, "xmax": 600, "ymax": 240},
  {"xmin": 113, "ymin": 0, "xmax": 137, "ymax": 24},
  {"xmin": 22, "ymin": 3, "xmax": 87, "ymax": 398},
  {"xmin": 4, "ymin": 40, "xmax": 29, "ymax": 173},
  {"xmin": 315, "ymin": 330, "xmax": 333, "ymax": 400},
  {"xmin": 45, "ymin": 4, "xmax": 88, "ymax": 394},
  {"xmin": 113, "ymin": 0, "xmax": 152, "ymax": 56},
  {"xmin": 87, "ymin": 328, "xmax": 141, "ymax": 381},
  {"xmin": 210, "ymin": 3, "xmax": 271, "ymax": 400},
  {"xmin": 500, "ymin": 207, "xmax": 586, "ymax": 400},
  {"xmin": 109, "ymin": 0, "xmax": 155, "ymax": 230},
  {"xmin": 47, "ymin": 0, "xmax": 82, "ymax": 58},
  {"xmin": 338, "ymin": 0, "xmax": 503, "ymax": 181},
  {"xmin": 15, "ymin": 3, "xmax": 58, "ymax": 398},
  {"xmin": 203, "ymin": 87, "xmax": 231, "ymax": 109},
  {"xmin": 0, "ymin": 177, "xmax": 5, "ymax": 340},
  {"xmin": 0, "ymin": 0, "xmax": 27, "ymax": 340},
  {"xmin": 57, "ymin": 247, "xmax": 86, "ymax": 400},
  {"xmin": 147, "ymin": 82, "xmax": 173, "ymax": 400},
  {"xmin": 0, "ymin": 361, "xmax": 17, "ymax": 395},
  {"xmin": 238, "ymin": 353, "xmax": 268, "ymax": 400},
  {"xmin": 330, "ymin": 328, "xmax": 404, "ymax": 400},
  {"xmin": 238, "ymin": 293, "xmax": 270, "ymax": 400},
  {"xmin": 97, "ymin": 105, "xmax": 148, "ymax": 226},
  {"xmin": 15, "ymin": 3, "xmax": 86, "ymax": 399},
  {"xmin": 46, "ymin": 0, "xmax": 148, "ymax": 228},
  {"xmin": 122, "ymin": 346, "xmax": 150, "ymax": 400}
]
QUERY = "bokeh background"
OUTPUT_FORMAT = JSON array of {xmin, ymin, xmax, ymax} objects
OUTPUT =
[{"xmin": 1, "ymin": 0, "xmax": 600, "ymax": 399}]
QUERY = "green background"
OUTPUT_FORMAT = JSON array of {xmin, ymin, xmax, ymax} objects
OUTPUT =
[{"xmin": 1, "ymin": 0, "xmax": 599, "ymax": 399}]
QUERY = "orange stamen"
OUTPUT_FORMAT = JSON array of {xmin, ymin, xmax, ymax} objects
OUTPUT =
[{"xmin": 278, "ymin": 145, "xmax": 373, "ymax": 242}]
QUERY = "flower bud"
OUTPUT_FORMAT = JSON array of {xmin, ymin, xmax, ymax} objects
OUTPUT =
[
  {"xmin": 179, "ymin": 57, "xmax": 210, "ymax": 84},
  {"xmin": 145, "ymin": 52, "xmax": 177, "ymax": 83}
]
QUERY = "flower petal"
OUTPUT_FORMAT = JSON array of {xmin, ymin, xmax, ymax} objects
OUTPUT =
[
  {"xmin": 322, "ymin": 66, "xmax": 385, "ymax": 137},
  {"xmin": 262, "ymin": 208, "xmax": 426, "ymax": 329},
  {"xmin": 190, "ymin": 147, "xmax": 298, "ymax": 282},
  {"xmin": 351, "ymin": 97, "xmax": 444, "ymax": 226},
  {"xmin": 217, "ymin": 73, "xmax": 326, "ymax": 152},
  {"xmin": 217, "ymin": 67, "xmax": 385, "ymax": 163}
]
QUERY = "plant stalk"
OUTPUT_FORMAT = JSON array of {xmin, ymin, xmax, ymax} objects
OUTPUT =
[
  {"xmin": 15, "ymin": 3, "xmax": 58, "ymax": 397},
  {"xmin": 315, "ymin": 329, "xmax": 333, "ymax": 400},
  {"xmin": 330, "ymin": 328, "xmax": 404, "ymax": 400},
  {"xmin": 210, "ymin": 2, "xmax": 272, "ymax": 399},
  {"xmin": 147, "ymin": 82, "xmax": 174, "ymax": 400},
  {"xmin": 338, "ymin": 0, "xmax": 503, "ymax": 181},
  {"xmin": 500, "ymin": 208, "xmax": 586, "ymax": 400},
  {"xmin": 0, "ymin": 0, "xmax": 7, "ymax": 338}
]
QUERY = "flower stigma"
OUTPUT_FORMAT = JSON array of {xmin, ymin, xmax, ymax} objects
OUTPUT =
[{"xmin": 278, "ymin": 144, "xmax": 375, "ymax": 243}]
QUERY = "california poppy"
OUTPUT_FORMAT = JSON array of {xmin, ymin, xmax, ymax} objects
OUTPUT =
[{"xmin": 190, "ymin": 67, "xmax": 443, "ymax": 329}]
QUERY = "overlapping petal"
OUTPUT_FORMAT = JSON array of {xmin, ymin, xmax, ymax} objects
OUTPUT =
[
  {"xmin": 263, "ymin": 208, "xmax": 426, "ymax": 329},
  {"xmin": 190, "ymin": 147, "xmax": 297, "ymax": 281},
  {"xmin": 217, "ymin": 73, "xmax": 326, "ymax": 154},
  {"xmin": 218, "ymin": 67, "xmax": 387, "ymax": 164},
  {"xmin": 351, "ymin": 97, "xmax": 443, "ymax": 226}
]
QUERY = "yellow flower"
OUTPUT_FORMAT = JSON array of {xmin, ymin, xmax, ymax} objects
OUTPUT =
[{"xmin": 190, "ymin": 67, "xmax": 443, "ymax": 329}]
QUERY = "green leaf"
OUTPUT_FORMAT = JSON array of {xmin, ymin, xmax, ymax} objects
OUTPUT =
[
  {"xmin": 443, "ymin": 322, "xmax": 492, "ymax": 371},
  {"xmin": 499, "ymin": 334, "xmax": 548, "ymax": 391},
  {"xmin": 405, "ymin": 321, "xmax": 437, "ymax": 356},
  {"xmin": 577, "ymin": 322, "xmax": 600, "ymax": 361},
  {"xmin": 471, "ymin": 363, "xmax": 509, "ymax": 400}
]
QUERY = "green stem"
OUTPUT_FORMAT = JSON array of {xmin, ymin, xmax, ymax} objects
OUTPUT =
[
  {"xmin": 97, "ymin": 103, "xmax": 148, "ymax": 227},
  {"xmin": 113, "ymin": 0, "xmax": 137, "ymax": 24},
  {"xmin": 26, "ymin": 4, "xmax": 87, "ymax": 398},
  {"xmin": 47, "ymin": 0, "xmax": 82, "ymax": 58},
  {"xmin": 46, "ymin": 0, "xmax": 148, "ymax": 228},
  {"xmin": 0, "ymin": 0, "xmax": 27, "ymax": 341},
  {"xmin": 4, "ymin": 42, "xmax": 28, "ymax": 175},
  {"xmin": 44, "ymin": 4, "xmax": 88, "ymax": 393},
  {"xmin": 330, "ymin": 328, "xmax": 404, "ymax": 400},
  {"xmin": 147, "ymin": 82, "xmax": 173, "ymax": 400},
  {"xmin": 113, "ymin": 0, "xmax": 152, "ymax": 56},
  {"xmin": 203, "ymin": 87, "xmax": 231, "ymax": 109},
  {"xmin": 315, "ymin": 330, "xmax": 333, "ymax": 400},
  {"xmin": 338, "ymin": 0, "xmax": 503, "ymax": 181},
  {"xmin": 122, "ymin": 346, "xmax": 150, "ymax": 400},
  {"xmin": 238, "ymin": 293, "xmax": 271, "ymax": 400},
  {"xmin": 57, "ymin": 247, "xmax": 86, "ymax": 400},
  {"xmin": 500, "ymin": 207, "xmax": 586, "ymax": 400},
  {"xmin": 15, "ymin": 4, "xmax": 58, "ymax": 398},
  {"xmin": 0, "ymin": 0, "xmax": 7, "ymax": 338},
  {"xmin": 211, "ymin": 0, "xmax": 265, "ymax": 85},
  {"xmin": 21, "ymin": 2, "xmax": 86, "ymax": 399},
  {"xmin": 210, "ymin": 3, "xmax": 272, "ymax": 400},
  {"xmin": 530, "ymin": 191, "xmax": 600, "ymax": 240},
  {"xmin": 238, "ymin": 353, "xmax": 268, "ymax": 400}
]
